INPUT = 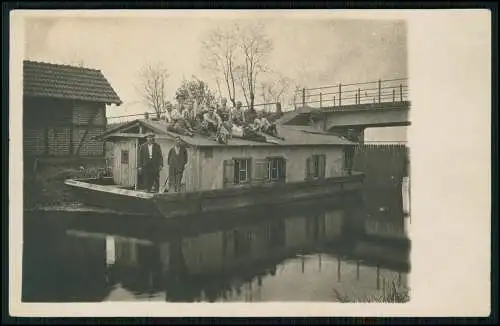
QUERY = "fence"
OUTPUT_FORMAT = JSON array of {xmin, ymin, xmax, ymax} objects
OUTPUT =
[
  {"xmin": 353, "ymin": 144, "xmax": 409, "ymax": 186},
  {"xmin": 294, "ymin": 78, "xmax": 409, "ymax": 109},
  {"xmin": 106, "ymin": 101, "xmax": 285, "ymax": 124}
]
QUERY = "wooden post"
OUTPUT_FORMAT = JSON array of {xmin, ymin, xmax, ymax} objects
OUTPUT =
[
  {"xmin": 44, "ymin": 127, "xmax": 49, "ymax": 155},
  {"xmin": 338, "ymin": 83, "xmax": 342, "ymax": 106},
  {"xmin": 276, "ymin": 102, "xmax": 282, "ymax": 115},
  {"xmin": 319, "ymin": 92, "xmax": 323, "ymax": 108},
  {"xmin": 333, "ymin": 96, "xmax": 336, "ymax": 106},
  {"xmin": 337, "ymin": 256, "xmax": 341, "ymax": 281},
  {"xmin": 400, "ymin": 84, "xmax": 403, "ymax": 102},
  {"xmin": 393, "ymin": 88, "xmax": 396, "ymax": 102},
  {"xmin": 378, "ymin": 79, "xmax": 381, "ymax": 103},
  {"xmin": 355, "ymin": 93, "xmax": 358, "ymax": 105},
  {"xmin": 302, "ymin": 88, "xmax": 306, "ymax": 107},
  {"xmin": 69, "ymin": 101, "xmax": 74, "ymax": 156},
  {"xmin": 358, "ymin": 88, "xmax": 361, "ymax": 104},
  {"xmin": 134, "ymin": 138, "xmax": 139, "ymax": 190},
  {"xmin": 376, "ymin": 265, "xmax": 380, "ymax": 290}
]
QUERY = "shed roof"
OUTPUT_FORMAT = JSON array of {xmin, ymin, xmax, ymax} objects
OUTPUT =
[
  {"xmin": 23, "ymin": 60, "xmax": 122, "ymax": 105},
  {"xmin": 101, "ymin": 118, "xmax": 355, "ymax": 147}
]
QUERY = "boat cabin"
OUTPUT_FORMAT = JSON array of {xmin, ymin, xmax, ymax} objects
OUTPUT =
[{"xmin": 101, "ymin": 118, "xmax": 357, "ymax": 193}]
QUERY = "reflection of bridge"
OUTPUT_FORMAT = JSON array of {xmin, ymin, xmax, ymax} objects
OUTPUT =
[{"xmin": 280, "ymin": 78, "xmax": 411, "ymax": 143}]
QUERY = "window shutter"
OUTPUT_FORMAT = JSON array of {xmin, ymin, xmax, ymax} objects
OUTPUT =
[
  {"xmin": 279, "ymin": 158, "xmax": 287, "ymax": 182},
  {"xmin": 319, "ymin": 155, "xmax": 326, "ymax": 179},
  {"xmin": 223, "ymin": 159, "xmax": 235, "ymax": 187},
  {"xmin": 247, "ymin": 158, "xmax": 252, "ymax": 182},
  {"xmin": 305, "ymin": 157, "xmax": 312, "ymax": 180},
  {"xmin": 254, "ymin": 158, "xmax": 269, "ymax": 183}
]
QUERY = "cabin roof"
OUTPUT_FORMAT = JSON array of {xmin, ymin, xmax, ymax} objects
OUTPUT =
[
  {"xmin": 23, "ymin": 60, "xmax": 122, "ymax": 105},
  {"xmin": 101, "ymin": 118, "xmax": 356, "ymax": 147}
]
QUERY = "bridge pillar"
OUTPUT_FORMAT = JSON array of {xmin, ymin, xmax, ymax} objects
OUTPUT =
[{"xmin": 332, "ymin": 127, "xmax": 365, "ymax": 145}]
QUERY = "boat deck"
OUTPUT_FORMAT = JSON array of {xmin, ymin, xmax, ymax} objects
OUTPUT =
[{"xmin": 64, "ymin": 172, "xmax": 366, "ymax": 218}]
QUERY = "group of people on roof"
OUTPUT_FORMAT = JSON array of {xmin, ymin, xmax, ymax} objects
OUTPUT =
[{"xmin": 161, "ymin": 98, "xmax": 280, "ymax": 144}]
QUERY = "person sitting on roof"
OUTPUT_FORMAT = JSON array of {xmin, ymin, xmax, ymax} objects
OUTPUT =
[
  {"xmin": 231, "ymin": 101, "xmax": 245, "ymax": 127},
  {"xmin": 257, "ymin": 112, "xmax": 278, "ymax": 137},
  {"xmin": 165, "ymin": 103, "xmax": 194, "ymax": 136},
  {"xmin": 216, "ymin": 98, "xmax": 233, "ymax": 136},
  {"xmin": 217, "ymin": 98, "xmax": 229, "ymax": 118},
  {"xmin": 183, "ymin": 101, "xmax": 199, "ymax": 128},
  {"xmin": 202, "ymin": 106, "xmax": 222, "ymax": 135},
  {"xmin": 244, "ymin": 107, "xmax": 258, "ymax": 126}
]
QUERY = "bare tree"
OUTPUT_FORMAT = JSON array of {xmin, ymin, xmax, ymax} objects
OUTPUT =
[
  {"xmin": 259, "ymin": 73, "xmax": 294, "ymax": 111},
  {"xmin": 200, "ymin": 25, "xmax": 240, "ymax": 107},
  {"xmin": 235, "ymin": 22, "xmax": 273, "ymax": 111},
  {"xmin": 137, "ymin": 62, "xmax": 169, "ymax": 117}
]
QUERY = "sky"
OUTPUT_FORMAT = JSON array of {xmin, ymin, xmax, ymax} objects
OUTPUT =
[{"xmin": 23, "ymin": 12, "xmax": 408, "ymax": 141}]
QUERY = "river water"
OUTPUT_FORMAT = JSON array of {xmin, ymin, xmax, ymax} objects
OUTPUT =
[{"xmin": 22, "ymin": 186, "xmax": 410, "ymax": 303}]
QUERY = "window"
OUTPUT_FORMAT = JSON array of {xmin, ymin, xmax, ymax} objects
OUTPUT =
[
  {"xmin": 234, "ymin": 159, "xmax": 250, "ymax": 184},
  {"xmin": 306, "ymin": 154, "xmax": 326, "ymax": 180},
  {"xmin": 121, "ymin": 149, "xmax": 129, "ymax": 164},
  {"xmin": 268, "ymin": 157, "xmax": 286, "ymax": 182},
  {"xmin": 204, "ymin": 148, "xmax": 213, "ymax": 159},
  {"xmin": 254, "ymin": 157, "xmax": 286, "ymax": 183},
  {"xmin": 223, "ymin": 158, "xmax": 251, "ymax": 187}
]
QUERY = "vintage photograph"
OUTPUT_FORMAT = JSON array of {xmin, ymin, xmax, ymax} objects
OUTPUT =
[{"xmin": 20, "ymin": 11, "xmax": 411, "ymax": 303}]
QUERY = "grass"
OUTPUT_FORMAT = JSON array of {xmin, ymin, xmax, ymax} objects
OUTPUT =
[{"xmin": 333, "ymin": 280, "xmax": 410, "ymax": 303}]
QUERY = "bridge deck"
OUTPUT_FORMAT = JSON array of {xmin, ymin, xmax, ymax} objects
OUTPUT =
[{"xmin": 280, "ymin": 78, "xmax": 411, "ymax": 129}]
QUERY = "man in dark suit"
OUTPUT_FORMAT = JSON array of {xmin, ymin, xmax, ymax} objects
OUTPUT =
[
  {"xmin": 138, "ymin": 133, "xmax": 163, "ymax": 192},
  {"xmin": 167, "ymin": 136, "xmax": 188, "ymax": 192}
]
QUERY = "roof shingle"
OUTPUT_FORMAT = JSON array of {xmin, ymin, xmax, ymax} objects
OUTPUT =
[{"xmin": 23, "ymin": 60, "xmax": 122, "ymax": 105}]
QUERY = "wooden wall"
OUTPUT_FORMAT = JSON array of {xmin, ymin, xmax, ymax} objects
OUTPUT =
[
  {"xmin": 156, "ymin": 138, "xmax": 199, "ymax": 192},
  {"xmin": 194, "ymin": 145, "xmax": 345, "ymax": 191},
  {"xmin": 107, "ymin": 137, "xmax": 348, "ymax": 193},
  {"xmin": 111, "ymin": 139, "xmax": 138, "ymax": 187},
  {"xmin": 23, "ymin": 96, "xmax": 107, "ymax": 157},
  {"xmin": 109, "ymin": 137, "xmax": 198, "ymax": 191}
]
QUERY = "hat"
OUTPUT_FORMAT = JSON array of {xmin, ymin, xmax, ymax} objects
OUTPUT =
[{"xmin": 145, "ymin": 132, "xmax": 155, "ymax": 138}]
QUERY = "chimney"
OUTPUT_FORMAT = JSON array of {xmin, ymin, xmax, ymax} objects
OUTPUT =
[{"xmin": 276, "ymin": 102, "xmax": 282, "ymax": 116}]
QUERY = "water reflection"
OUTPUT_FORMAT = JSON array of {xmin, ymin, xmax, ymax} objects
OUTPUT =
[{"xmin": 22, "ymin": 192, "xmax": 410, "ymax": 302}]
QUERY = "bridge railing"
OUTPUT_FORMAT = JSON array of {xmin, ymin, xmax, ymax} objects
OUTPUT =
[{"xmin": 294, "ymin": 78, "xmax": 409, "ymax": 109}]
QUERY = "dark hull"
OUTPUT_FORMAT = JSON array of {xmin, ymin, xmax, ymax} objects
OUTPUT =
[{"xmin": 64, "ymin": 173, "xmax": 365, "ymax": 219}]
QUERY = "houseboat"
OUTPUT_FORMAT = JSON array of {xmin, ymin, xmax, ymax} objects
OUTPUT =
[{"xmin": 64, "ymin": 118, "xmax": 365, "ymax": 218}]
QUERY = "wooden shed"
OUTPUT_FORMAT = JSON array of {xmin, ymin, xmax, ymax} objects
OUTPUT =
[
  {"xmin": 101, "ymin": 118, "xmax": 356, "ymax": 192},
  {"xmin": 23, "ymin": 60, "xmax": 122, "ymax": 158}
]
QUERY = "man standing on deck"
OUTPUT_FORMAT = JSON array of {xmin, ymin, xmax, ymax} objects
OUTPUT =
[
  {"xmin": 168, "ymin": 136, "xmax": 188, "ymax": 192},
  {"xmin": 138, "ymin": 133, "xmax": 164, "ymax": 192}
]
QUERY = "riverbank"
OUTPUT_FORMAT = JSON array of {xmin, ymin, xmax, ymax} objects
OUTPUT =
[{"xmin": 24, "ymin": 157, "xmax": 111, "ymax": 209}]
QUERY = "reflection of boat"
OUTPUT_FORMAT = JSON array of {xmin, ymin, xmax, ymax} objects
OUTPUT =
[{"xmin": 24, "ymin": 196, "xmax": 409, "ymax": 302}]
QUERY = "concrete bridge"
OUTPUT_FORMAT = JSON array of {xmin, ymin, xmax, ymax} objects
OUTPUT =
[{"xmin": 278, "ymin": 78, "xmax": 410, "ymax": 143}]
